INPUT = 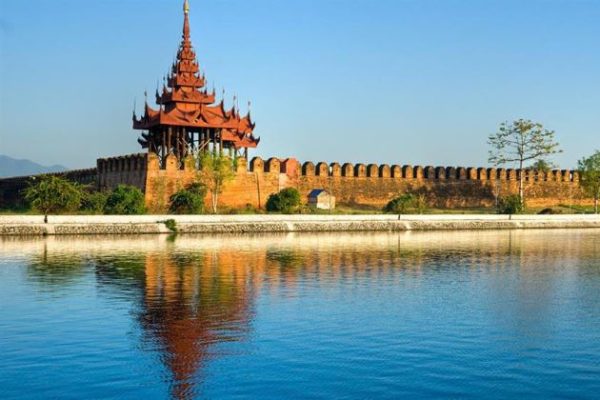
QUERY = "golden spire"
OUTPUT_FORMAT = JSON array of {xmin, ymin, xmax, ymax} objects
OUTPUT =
[{"xmin": 182, "ymin": 0, "xmax": 191, "ymax": 41}]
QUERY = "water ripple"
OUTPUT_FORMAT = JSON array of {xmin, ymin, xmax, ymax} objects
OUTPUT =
[{"xmin": 1, "ymin": 230, "xmax": 599, "ymax": 399}]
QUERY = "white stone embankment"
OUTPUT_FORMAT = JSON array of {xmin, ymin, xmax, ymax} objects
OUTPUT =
[{"xmin": 0, "ymin": 214, "xmax": 599, "ymax": 236}]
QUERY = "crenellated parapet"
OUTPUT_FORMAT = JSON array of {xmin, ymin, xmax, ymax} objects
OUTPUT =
[
  {"xmin": 330, "ymin": 163, "xmax": 341, "ymax": 177},
  {"xmin": 247, "ymin": 157, "xmax": 301, "ymax": 177},
  {"xmin": 0, "ymin": 154, "xmax": 589, "ymax": 211},
  {"xmin": 424, "ymin": 166, "xmax": 435, "ymax": 180},
  {"xmin": 284, "ymin": 159, "xmax": 589, "ymax": 208},
  {"xmin": 292, "ymin": 159, "xmax": 582, "ymax": 184},
  {"xmin": 250, "ymin": 157, "xmax": 264, "ymax": 173},
  {"xmin": 97, "ymin": 153, "xmax": 148, "ymax": 191},
  {"xmin": 316, "ymin": 162, "xmax": 329, "ymax": 176},
  {"xmin": 435, "ymin": 167, "xmax": 446, "ymax": 180},
  {"xmin": 265, "ymin": 158, "xmax": 281, "ymax": 174},
  {"xmin": 62, "ymin": 168, "xmax": 98, "ymax": 185},
  {"xmin": 342, "ymin": 163, "xmax": 353, "ymax": 177},
  {"xmin": 0, "ymin": 168, "xmax": 98, "ymax": 185},
  {"xmin": 379, "ymin": 164, "xmax": 391, "ymax": 178},
  {"xmin": 97, "ymin": 153, "xmax": 148, "ymax": 174},
  {"xmin": 367, "ymin": 164, "xmax": 379, "ymax": 178},
  {"xmin": 0, "ymin": 167, "xmax": 98, "ymax": 208}
]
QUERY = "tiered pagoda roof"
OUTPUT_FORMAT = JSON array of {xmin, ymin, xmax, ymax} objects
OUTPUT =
[{"xmin": 133, "ymin": 0, "xmax": 259, "ymax": 150}]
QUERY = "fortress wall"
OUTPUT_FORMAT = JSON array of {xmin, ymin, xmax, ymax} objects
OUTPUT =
[
  {"xmin": 97, "ymin": 153, "xmax": 148, "ymax": 192},
  {"xmin": 144, "ymin": 153, "xmax": 196, "ymax": 213},
  {"xmin": 0, "ymin": 154, "xmax": 588, "ymax": 212},
  {"xmin": 0, "ymin": 168, "xmax": 97, "ymax": 209},
  {"xmin": 292, "ymin": 160, "xmax": 587, "ymax": 208},
  {"xmin": 144, "ymin": 156, "xmax": 589, "ymax": 211},
  {"xmin": 143, "ymin": 154, "xmax": 288, "ymax": 212}
]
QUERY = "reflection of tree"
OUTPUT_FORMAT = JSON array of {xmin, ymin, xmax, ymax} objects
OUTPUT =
[
  {"xmin": 267, "ymin": 249, "xmax": 305, "ymax": 269},
  {"xmin": 94, "ymin": 257, "xmax": 147, "ymax": 294},
  {"xmin": 26, "ymin": 244, "xmax": 88, "ymax": 288}
]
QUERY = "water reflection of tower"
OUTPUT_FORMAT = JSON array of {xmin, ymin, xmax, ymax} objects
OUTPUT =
[{"xmin": 139, "ymin": 251, "xmax": 257, "ymax": 400}]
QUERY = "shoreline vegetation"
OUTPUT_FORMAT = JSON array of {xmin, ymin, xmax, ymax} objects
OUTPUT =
[{"xmin": 1, "ymin": 214, "xmax": 600, "ymax": 236}]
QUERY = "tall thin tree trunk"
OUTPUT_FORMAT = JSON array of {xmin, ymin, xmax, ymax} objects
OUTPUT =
[
  {"xmin": 519, "ymin": 159, "xmax": 524, "ymax": 206},
  {"xmin": 212, "ymin": 190, "xmax": 218, "ymax": 214},
  {"xmin": 212, "ymin": 181, "xmax": 220, "ymax": 213},
  {"xmin": 595, "ymin": 196, "xmax": 598, "ymax": 214}
]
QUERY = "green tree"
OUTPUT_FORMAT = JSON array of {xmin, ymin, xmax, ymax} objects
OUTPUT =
[
  {"xmin": 497, "ymin": 194, "xmax": 524, "ymax": 215},
  {"xmin": 103, "ymin": 185, "xmax": 146, "ymax": 215},
  {"xmin": 196, "ymin": 153, "xmax": 234, "ymax": 213},
  {"xmin": 488, "ymin": 119, "xmax": 561, "ymax": 206},
  {"xmin": 81, "ymin": 190, "xmax": 109, "ymax": 214},
  {"xmin": 384, "ymin": 193, "xmax": 427, "ymax": 214},
  {"xmin": 23, "ymin": 175, "xmax": 83, "ymax": 218},
  {"xmin": 529, "ymin": 159, "xmax": 556, "ymax": 172},
  {"xmin": 266, "ymin": 188, "xmax": 301, "ymax": 214},
  {"xmin": 415, "ymin": 194, "xmax": 428, "ymax": 214},
  {"xmin": 169, "ymin": 183, "xmax": 206, "ymax": 214},
  {"xmin": 384, "ymin": 194, "xmax": 415, "ymax": 214},
  {"xmin": 578, "ymin": 150, "xmax": 600, "ymax": 214}
]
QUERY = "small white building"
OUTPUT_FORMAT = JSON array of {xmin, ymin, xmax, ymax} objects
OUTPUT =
[{"xmin": 308, "ymin": 189, "xmax": 336, "ymax": 210}]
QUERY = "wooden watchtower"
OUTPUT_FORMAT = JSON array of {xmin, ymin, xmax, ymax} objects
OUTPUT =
[{"xmin": 133, "ymin": 0, "xmax": 260, "ymax": 168}]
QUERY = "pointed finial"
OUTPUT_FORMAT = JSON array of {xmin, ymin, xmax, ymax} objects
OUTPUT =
[
  {"xmin": 133, "ymin": 98, "xmax": 137, "ymax": 117},
  {"xmin": 182, "ymin": 0, "xmax": 191, "ymax": 40},
  {"xmin": 144, "ymin": 90, "xmax": 148, "ymax": 105},
  {"xmin": 248, "ymin": 100, "xmax": 252, "ymax": 113}
]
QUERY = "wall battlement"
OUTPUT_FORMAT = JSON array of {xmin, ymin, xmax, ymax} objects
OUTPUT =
[
  {"xmin": 97, "ymin": 153, "xmax": 148, "ymax": 191},
  {"xmin": 207, "ymin": 157, "xmax": 587, "ymax": 209},
  {"xmin": 0, "ymin": 168, "xmax": 98, "ymax": 208},
  {"xmin": 0, "ymin": 153, "xmax": 590, "ymax": 211},
  {"xmin": 97, "ymin": 153, "xmax": 148, "ymax": 174},
  {"xmin": 245, "ymin": 157, "xmax": 580, "ymax": 183}
]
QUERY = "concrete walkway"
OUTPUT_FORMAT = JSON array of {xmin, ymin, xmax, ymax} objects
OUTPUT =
[{"xmin": 1, "ymin": 214, "xmax": 600, "ymax": 235}]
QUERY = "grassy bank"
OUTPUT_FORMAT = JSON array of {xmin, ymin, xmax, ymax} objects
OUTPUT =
[{"xmin": 2, "ymin": 202, "xmax": 597, "ymax": 217}]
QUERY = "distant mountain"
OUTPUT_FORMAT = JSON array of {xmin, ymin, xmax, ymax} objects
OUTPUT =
[{"xmin": 0, "ymin": 155, "xmax": 68, "ymax": 178}]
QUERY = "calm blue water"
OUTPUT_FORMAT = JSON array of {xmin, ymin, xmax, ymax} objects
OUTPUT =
[{"xmin": 1, "ymin": 230, "xmax": 599, "ymax": 399}]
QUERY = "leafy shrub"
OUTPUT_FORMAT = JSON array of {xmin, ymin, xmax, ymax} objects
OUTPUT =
[
  {"xmin": 266, "ymin": 188, "xmax": 301, "ymax": 214},
  {"xmin": 538, "ymin": 207, "xmax": 563, "ymax": 215},
  {"xmin": 226, "ymin": 204, "xmax": 263, "ymax": 215},
  {"xmin": 169, "ymin": 183, "xmax": 206, "ymax": 214},
  {"xmin": 164, "ymin": 219, "xmax": 177, "ymax": 232},
  {"xmin": 497, "ymin": 195, "xmax": 524, "ymax": 214},
  {"xmin": 414, "ymin": 194, "xmax": 428, "ymax": 214},
  {"xmin": 103, "ymin": 185, "xmax": 146, "ymax": 215},
  {"xmin": 23, "ymin": 175, "xmax": 83, "ymax": 215},
  {"xmin": 384, "ymin": 194, "xmax": 416, "ymax": 214},
  {"xmin": 81, "ymin": 191, "xmax": 109, "ymax": 214}
]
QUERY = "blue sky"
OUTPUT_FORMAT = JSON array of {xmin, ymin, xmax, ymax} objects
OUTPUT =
[{"xmin": 1, "ymin": 0, "xmax": 599, "ymax": 169}]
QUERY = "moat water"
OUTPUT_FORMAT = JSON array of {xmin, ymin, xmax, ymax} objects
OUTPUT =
[{"xmin": 1, "ymin": 231, "xmax": 599, "ymax": 399}]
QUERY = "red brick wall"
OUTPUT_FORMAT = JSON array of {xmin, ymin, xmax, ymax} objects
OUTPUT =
[{"xmin": 98, "ymin": 154, "xmax": 591, "ymax": 211}]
